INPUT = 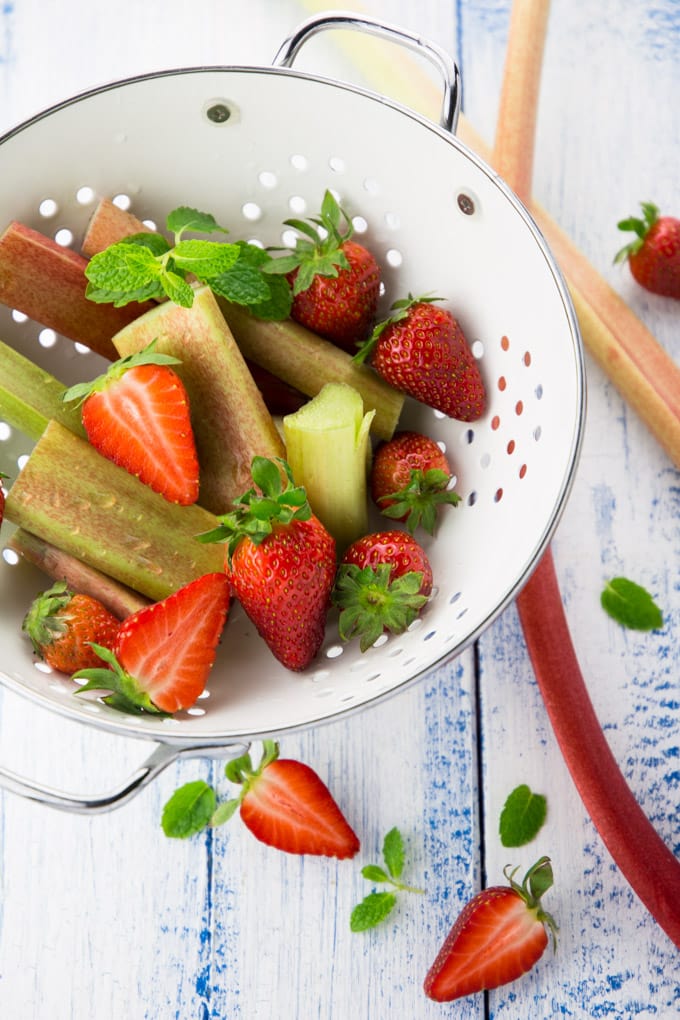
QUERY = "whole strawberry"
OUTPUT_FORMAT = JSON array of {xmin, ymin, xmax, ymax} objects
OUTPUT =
[
  {"xmin": 62, "ymin": 342, "xmax": 200, "ymax": 505},
  {"xmin": 222, "ymin": 740, "xmax": 360, "ymax": 858},
  {"xmin": 265, "ymin": 189, "xmax": 381, "ymax": 352},
  {"xmin": 424, "ymin": 857, "xmax": 558, "ymax": 1002},
  {"xmin": 199, "ymin": 457, "xmax": 336, "ymax": 671},
  {"xmin": 73, "ymin": 572, "xmax": 230, "ymax": 714},
  {"xmin": 332, "ymin": 529, "xmax": 433, "ymax": 651},
  {"xmin": 22, "ymin": 580, "xmax": 120, "ymax": 674},
  {"xmin": 615, "ymin": 201, "xmax": 680, "ymax": 299},
  {"xmin": 371, "ymin": 430, "xmax": 460, "ymax": 534},
  {"xmin": 355, "ymin": 295, "xmax": 486, "ymax": 421}
]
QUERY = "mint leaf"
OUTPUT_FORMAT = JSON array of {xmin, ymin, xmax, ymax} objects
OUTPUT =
[
  {"xmin": 499, "ymin": 784, "xmax": 547, "ymax": 847},
  {"xmin": 211, "ymin": 797, "xmax": 240, "ymax": 827},
  {"xmin": 382, "ymin": 826, "xmax": 405, "ymax": 879},
  {"xmin": 158, "ymin": 269, "xmax": 195, "ymax": 307},
  {"xmin": 173, "ymin": 239, "xmax": 241, "ymax": 278},
  {"xmin": 85, "ymin": 242, "xmax": 161, "ymax": 302},
  {"xmin": 119, "ymin": 232, "xmax": 172, "ymax": 256},
  {"xmin": 601, "ymin": 577, "xmax": 664, "ymax": 631},
  {"xmin": 167, "ymin": 206, "xmax": 228, "ymax": 237},
  {"xmin": 209, "ymin": 264, "xmax": 272, "ymax": 305},
  {"xmin": 248, "ymin": 271, "xmax": 293, "ymax": 320},
  {"xmin": 161, "ymin": 780, "xmax": 216, "ymax": 838},
  {"xmin": 361, "ymin": 864, "xmax": 390, "ymax": 883},
  {"xmin": 350, "ymin": 891, "xmax": 397, "ymax": 932}
]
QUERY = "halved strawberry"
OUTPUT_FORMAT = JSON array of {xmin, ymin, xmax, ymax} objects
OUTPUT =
[
  {"xmin": 424, "ymin": 857, "xmax": 558, "ymax": 1002},
  {"xmin": 62, "ymin": 342, "xmax": 200, "ymax": 505},
  {"xmin": 355, "ymin": 295, "xmax": 486, "ymax": 421},
  {"xmin": 222, "ymin": 740, "xmax": 360, "ymax": 858},
  {"xmin": 73, "ymin": 572, "xmax": 230, "ymax": 713},
  {"xmin": 264, "ymin": 190, "xmax": 381, "ymax": 353},
  {"xmin": 332, "ymin": 530, "xmax": 433, "ymax": 651}
]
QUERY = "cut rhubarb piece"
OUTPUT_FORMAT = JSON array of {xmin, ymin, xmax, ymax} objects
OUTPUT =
[
  {"xmin": 4, "ymin": 419, "xmax": 223, "ymax": 601},
  {"xmin": 8, "ymin": 529, "xmax": 150, "ymax": 619},
  {"xmin": 0, "ymin": 221, "xmax": 154, "ymax": 360},
  {"xmin": 112, "ymin": 286, "xmax": 285, "ymax": 514},
  {"xmin": 219, "ymin": 301, "xmax": 404, "ymax": 442},
  {"xmin": 283, "ymin": 382, "xmax": 374, "ymax": 552},
  {"xmin": 81, "ymin": 199, "xmax": 149, "ymax": 258},
  {"xmin": 0, "ymin": 338, "xmax": 85, "ymax": 441}
]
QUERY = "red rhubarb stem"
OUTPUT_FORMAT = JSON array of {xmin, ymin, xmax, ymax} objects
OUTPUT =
[{"xmin": 517, "ymin": 550, "xmax": 680, "ymax": 949}]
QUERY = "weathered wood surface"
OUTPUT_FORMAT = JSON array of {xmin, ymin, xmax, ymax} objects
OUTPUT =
[{"xmin": 0, "ymin": 1, "xmax": 677, "ymax": 1017}]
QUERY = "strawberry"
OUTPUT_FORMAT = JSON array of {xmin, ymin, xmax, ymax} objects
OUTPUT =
[
  {"xmin": 371, "ymin": 430, "xmax": 460, "ymax": 535},
  {"xmin": 265, "ymin": 189, "xmax": 381, "ymax": 352},
  {"xmin": 222, "ymin": 740, "xmax": 360, "ymax": 858},
  {"xmin": 332, "ymin": 530, "xmax": 433, "ymax": 651},
  {"xmin": 22, "ymin": 580, "xmax": 120, "ymax": 674},
  {"xmin": 199, "ymin": 456, "xmax": 336, "ymax": 671},
  {"xmin": 354, "ymin": 295, "xmax": 486, "ymax": 421},
  {"xmin": 73, "ymin": 572, "xmax": 230, "ymax": 714},
  {"xmin": 62, "ymin": 342, "xmax": 200, "ymax": 505},
  {"xmin": 615, "ymin": 201, "xmax": 680, "ymax": 299},
  {"xmin": 424, "ymin": 857, "xmax": 558, "ymax": 1002}
]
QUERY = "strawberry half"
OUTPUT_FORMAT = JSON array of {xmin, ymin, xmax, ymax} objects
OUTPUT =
[
  {"xmin": 199, "ymin": 457, "xmax": 336, "ymax": 672},
  {"xmin": 615, "ymin": 201, "xmax": 680, "ymax": 299},
  {"xmin": 355, "ymin": 295, "xmax": 486, "ymax": 421},
  {"xmin": 332, "ymin": 530, "xmax": 433, "ymax": 651},
  {"xmin": 370, "ymin": 430, "xmax": 460, "ymax": 535},
  {"xmin": 424, "ymin": 857, "xmax": 558, "ymax": 1002},
  {"xmin": 62, "ymin": 342, "xmax": 200, "ymax": 505},
  {"xmin": 223, "ymin": 740, "xmax": 360, "ymax": 858},
  {"xmin": 73, "ymin": 572, "xmax": 230, "ymax": 713},
  {"xmin": 264, "ymin": 189, "xmax": 381, "ymax": 352},
  {"xmin": 22, "ymin": 580, "xmax": 120, "ymax": 674}
]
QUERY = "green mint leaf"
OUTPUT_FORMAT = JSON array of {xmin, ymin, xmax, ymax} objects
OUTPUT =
[
  {"xmin": 119, "ymin": 232, "xmax": 172, "ymax": 256},
  {"xmin": 248, "ymin": 272, "xmax": 292, "ymax": 320},
  {"xmin": 208, "ymin": 264, "xmax": 272, "ymax": 305},
  {"xmin": 383, "ymin": 827, "xmax": 405, "ymax": 879},
  {"xmin": 85, "ymin": 279, "xmax": 165, "ymax": 307},
  {"xmin": 161, "ymin": 780, "xmax": 216, "ymax": 838},
  {"xmin": 361, "ymin": 864, "xmax": 390, "ymax": 883},
  {"xmin": 350, "ymin": 891, "xmax": 398, "ymax": 932},
  {"xmin": 601, "ymin": 576, "xmax": 664, "ymax": 631},
  {"xmin": 85, "ymin": 242, "xmax": 161, "ymax": 300},
  {"xmin": 159, "ymin": 269, "xmax": 195, "ymax": 307},
  {"xmin": 172, "ymin": 239, "xmax": 241, "ymax": 278},
  {"xmin": 166, "ymin": 206, "xmax": 228, "ymax": 237},
  {"xmin": 211, "ymin": 797, "xmax": 241, "ymax": 827},
  {"xmin": 499, "ymin": 784, "xmax": 547, "ymax": 847}
]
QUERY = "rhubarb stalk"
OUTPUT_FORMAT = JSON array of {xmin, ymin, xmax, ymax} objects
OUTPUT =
[
  {"xmin": 0, "ymin": 338, "xmax": 85, "ymax": 441},
  {"xmin": 495, "ymin": 0, "xmax": 680, "ymax": 948},
  {"xmin": 4, "ymin": 419, "xmax": 223, "ymax": 601}
]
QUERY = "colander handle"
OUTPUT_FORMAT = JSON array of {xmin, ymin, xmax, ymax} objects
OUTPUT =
[
  {"xmin": 273, "ymin": 11, "xmax": 461, "ymax": 134},
  {"xmin": 0, "ymin": 739, "xmax": 249, "ymax": 814}
]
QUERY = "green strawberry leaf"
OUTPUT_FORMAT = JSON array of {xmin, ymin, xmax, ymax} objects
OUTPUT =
[
  {"xmin": 499, "ymin": 784, "xmax": 548, "ymax": 848},
  {"xmin": 350, "ymin": 891, "xmax": 398, "ymax": 932},
  {"xmin": 601, "ymin": 576, "xmax": 664, "ymax": 631},
  {"xmin": 382, "ymin": 826, "xmax": 405, "ymax": 879},
  {"xmin": 161, "ymin": 780, "xmax": 217, "ymax": 838}
]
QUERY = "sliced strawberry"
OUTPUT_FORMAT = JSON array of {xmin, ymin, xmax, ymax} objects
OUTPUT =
[
  {"xmin": 73, "ymin": 572, "xmax": 230, "ymax": 713},
  {"xmin": 332, "ymin": 530, "xmax": 433, "ymax": 651},
  {"xmin": 63, "ymin": 343, "xmax": 200, "ymax": 505},
  {"xmin": 224, "ymin": 741, "xmax": 360, "ymax": 858},
  {"xmin": 264, "ymin": 190, "xmax": 381, "ymax": 352},
  {"xmin": 424, "ymin": 857, "xmax": 558, "ymax": 1002}
]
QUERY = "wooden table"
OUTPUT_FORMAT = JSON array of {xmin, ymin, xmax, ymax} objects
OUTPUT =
[{"xmin": 0, "ymin": 1, "xmax": 678, "ymax": 1017}]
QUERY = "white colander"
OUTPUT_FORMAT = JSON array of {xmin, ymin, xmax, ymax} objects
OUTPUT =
[{"xmin": 0, "ymin": 12, "xmax": 585, "ymax": 811}]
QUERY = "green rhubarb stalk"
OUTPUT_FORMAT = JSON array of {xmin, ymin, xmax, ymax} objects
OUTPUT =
[
  {"xmin": 8, "ymin": 528, "xmax": 150, "ymax": 618},
  {"xmin": 112, "ymin": 286, "xmax": 285, "ymax": 514},
  {"xmin": 4, "ymin": 420, "xmax": 223, "ymax": 601},
  {"xmin": 0, "ymin": 338, "xmax": 85, "ymax": 442},
  {"xmin": 283, "ymin": 382, "xmax": 374, "ymax": 552},
  {"xmin": 218, "ymin": 301, "xmax": 404, "ymax": 442}
]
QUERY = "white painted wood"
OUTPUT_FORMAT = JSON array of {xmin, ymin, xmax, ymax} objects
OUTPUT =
[{"xmin": 0, "ymin": 1, "xmax": 677, "ymax": 1018}]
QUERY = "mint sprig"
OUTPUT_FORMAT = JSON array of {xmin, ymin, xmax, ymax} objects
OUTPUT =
[
  {"xmin": 499, "ymin": 784, "xmax": 548, "ymax": 848},
  {"xmin": 84, "ymin": 206, "xmax": 292, "ymax": 319},
  {"xmin": 350, "ymin": 827, "xmax": 424, "ymax": 932},
  {"xmin": 601, "ymin": 576, "xmax": 664, "ymax": 631}
]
